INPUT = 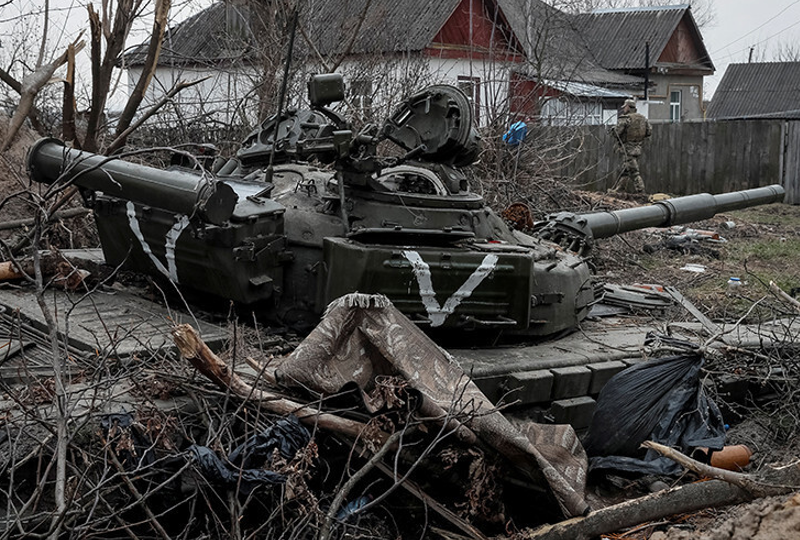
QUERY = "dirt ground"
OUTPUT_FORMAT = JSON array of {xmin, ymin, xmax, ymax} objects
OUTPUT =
[
  {"xmin": 1, "ymin": 119, "xmax": 799, "ymax": 539},
  {"xmin": 649, "ymin": 493, "xmax": 800, "ymax": 540},
  {"xmin": 571, "ymin": 192, "xmax": 800, "ymax": 540}
]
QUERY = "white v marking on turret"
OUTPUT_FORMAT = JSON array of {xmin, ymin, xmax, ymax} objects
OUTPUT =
[{"xmin": 402, "ymin": 250, "xmax": 499, "ymax": 327}]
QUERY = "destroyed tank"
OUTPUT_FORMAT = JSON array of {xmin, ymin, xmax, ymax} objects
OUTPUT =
[{"xmin": 27, "ymin": 74, "xmax": 786, "ymax": 338}]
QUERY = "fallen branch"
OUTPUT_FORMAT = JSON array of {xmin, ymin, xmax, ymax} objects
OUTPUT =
[
  {"xmin": 523, "ymin": 480, "xmax": 752, "ymax": 540},
  {"xmin": 106, "ymin": 449, "xmax": 173, "ymax": 540},
  {"xmin": 524, "ymin": 443, "xmax": 800, "ymax": 540},
  {"xmin": 0, "ymin": 261, "xmax": 23, "ymax": 281},
  {"xmin": 0, "ymin": 208, "xmax": 89, "ymax": 231},
  {"xmin": 642, "ymin": 441, "xmax": 792, "ymax": 498},
  {"xmin": 245, "ymin": 355, "xmax": 278, "ymax": 385},
  {"xmin": 319, "ymin": 430, "xmax": 405, "ymax": 540},
  {"xmin": 769, "ymin": 280, "xmax": 800, "ymax": 314},
  {"xmin": 373, "ymin": 460, "xmax": 489, "ymax": 540},
  {"xmin": 171, "ymin": 324, "xmax": 386, "ymax": 443},
  {"xmin": 9, "ymin": 186, "xmax": 82, "ymax": 256}
]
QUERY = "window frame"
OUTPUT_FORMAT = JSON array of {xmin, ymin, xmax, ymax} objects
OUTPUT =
[
  {"xmin": 457, "ymin": 75, "xmax": 481, "ymax": 125},
  {"xmin": 670, "ymin": 89, "xmax": 682, "ymax": 122}
]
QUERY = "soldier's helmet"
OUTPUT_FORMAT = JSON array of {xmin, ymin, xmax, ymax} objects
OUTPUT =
[{"xmin": 624, "ymin": 99, "xmax": 637, "ymax": 111}]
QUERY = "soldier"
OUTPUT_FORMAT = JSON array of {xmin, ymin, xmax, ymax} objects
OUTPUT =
[{"xmin": 610, "ymin": 99, "xmax": 652, "ymax": 193}]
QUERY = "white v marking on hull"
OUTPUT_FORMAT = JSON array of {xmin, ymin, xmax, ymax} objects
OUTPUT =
[{"xmin": 402, "ymin": 250, "xmax": 499, "ymax": 327}]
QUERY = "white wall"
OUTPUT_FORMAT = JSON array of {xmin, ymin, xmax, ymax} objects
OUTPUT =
[
  {"xmin": 128, "ymin": 64, "xmax": 262, "ymax": 126},
  {"xmin": 128, "ymin": 53, "xmax": 518, "ymax": 129}
]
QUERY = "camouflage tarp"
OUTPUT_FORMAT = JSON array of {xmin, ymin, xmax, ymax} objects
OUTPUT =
[{"xmin": 275, "ymin": 293, "xmax": 589, "ymax": 517}]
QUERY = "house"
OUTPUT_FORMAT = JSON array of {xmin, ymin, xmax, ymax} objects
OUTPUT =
[
  {"xmin": 124, "ymin": 1, "xmax": 715, "ymax": 129},
  {"xmin": 707, "ymin": 62, "xmax": 800, "ymax": 120},
  {"xmin": 125, "ymin": 0, "xmax": 648, "ymax": 129},
  {"xmin": 125, "ymin": 0, "xmax": 529, "ymax": 127},
  {"xmin": 573, "ymin": 5, "xmax": 715, "ymax": 122},
  {"xmin": 499, "ymin": 0, "xmax": 641, "ymax": 125}
]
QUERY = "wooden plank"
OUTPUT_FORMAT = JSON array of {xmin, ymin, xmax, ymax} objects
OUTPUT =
[
  {"xmin": 670, "ymin": 122, "xmax": 681, "ymax": 193},
  {"xmin": 787, "ymin": 121, "xmax": 800, "ymax": 204},
  {"xmin": 704, "ymin": 121, "xmax": 715, "ymax": 193},
  {"xmin": 680, "ymin": 122, "xmax": 692, "ymax": 194}
]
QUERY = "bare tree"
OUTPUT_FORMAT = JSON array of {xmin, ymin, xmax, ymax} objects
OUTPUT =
[
  {"xmin": 772, "ymin": 39, "xmax": 800, "ymax": 62},
  {"xmin": 0, "ymin": 0, "xmax": 184, "ymax": 153}
]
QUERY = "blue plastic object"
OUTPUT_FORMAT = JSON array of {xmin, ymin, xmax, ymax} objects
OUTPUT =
[{"xmin": 503, "ymin": 120, "xmax": 528, "ymax": 146}]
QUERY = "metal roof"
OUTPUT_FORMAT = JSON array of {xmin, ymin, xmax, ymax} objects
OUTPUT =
[
  {"xmin": 125, "ymin": 0, "xmax": 464, "ymax": 66},
  {"xmin": 572, "ymin": 5, "xmax": 709, "ymax": 72},
  {"xmin": 124, "ymin": 3, "xmax": 255, "ymax": 67},
  {"xmin": 125, "ymin": 0, "xmax": 641, "ymax": 92},
  {"xmin": 541, "ymin": 79, "xmax": 632, "ymax": 99},
  {"xmin": 707, "ymin": 62, "xmax": 800, "ymax": 120},
  {"xmin": 122, "ymin": 0, "xmax": 649, "ymax": 108},
  {"xmin": 591, "ymin": 4, "xmax": 690, "ymax": 14},
  {"xmin": 300, "ymin": 0, "xmax": 462, "ymax": 57},
  {"xmin": 497, "ymin": 0, "xmax": 643, "ymax": 87}
]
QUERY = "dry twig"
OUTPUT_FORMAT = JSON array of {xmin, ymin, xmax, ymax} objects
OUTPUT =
[{"xmin": 171, "ymin": 323, "xmax": 386, "ymax": 443}]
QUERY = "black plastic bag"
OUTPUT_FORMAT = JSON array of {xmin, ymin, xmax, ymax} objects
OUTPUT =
[
  {"xmin": 188, "ymin": 446, "xmax": 287, "ymax": 493},
  {"xmin": 189, "ymin": 415, "xmax": 310, "ymax": 494},
  {"xmin": 584, "ymin": 352, "xmax": 725, "ymax": 475},
  {"xmin": 228, "ymin": 414, "xmax": 311, "ymax": 469}
]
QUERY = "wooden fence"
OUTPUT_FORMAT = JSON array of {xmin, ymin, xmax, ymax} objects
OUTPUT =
[{"xmin": 552, "ymin": 119, "xmax": 800, "ymax": 203}]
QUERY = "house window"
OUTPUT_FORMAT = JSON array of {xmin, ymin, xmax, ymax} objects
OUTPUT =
[
  {"xmin": 585, "ymin": 102, "xmax": 602, "ymax": 125},
  {"xmin": 457, "ymin": 76, "xmax": 480, "ymax": 125},
  {"xmin": 540, "ymin": 99, "xmax": 602, "ymax": 126},
  {"xmin": 349, "ymin": 79, "xmax": 373, "ymax": 116},
  {"xmin": 670, "ymin": 90, "xmax": 682, "ymax": 122}
]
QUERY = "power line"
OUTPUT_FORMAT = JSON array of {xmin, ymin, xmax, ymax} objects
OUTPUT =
[
  {"xmin": 714, "ymin": 16, "xmax": 800, "ymax": 63},
  {"xmin": 710, "ymin": 0, "xmax": 800, "ymax": 54}
]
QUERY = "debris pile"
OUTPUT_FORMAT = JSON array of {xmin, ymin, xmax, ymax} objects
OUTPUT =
[{"xmin": 1, "ymin": 277, "xmax": 798, "ymax": 539}]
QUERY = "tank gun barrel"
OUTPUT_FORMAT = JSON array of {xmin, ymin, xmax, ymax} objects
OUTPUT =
[
  {"xmin": 583, "ymin": 185, "xmax": 785, "ymax": 240},
  {"xmin": 27, "ymin": 139, "xmax": 237, "ymax": 225}
]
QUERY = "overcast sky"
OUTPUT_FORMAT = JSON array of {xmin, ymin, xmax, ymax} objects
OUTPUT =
[{"xmin": 702, "ymin": 0, "xmax": 800, "ymax": 97}]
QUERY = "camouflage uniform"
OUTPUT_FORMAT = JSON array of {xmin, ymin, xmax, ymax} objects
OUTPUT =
[{"xmin": 611, "ymin": 103, "xmax": 652, "ymax": 193}]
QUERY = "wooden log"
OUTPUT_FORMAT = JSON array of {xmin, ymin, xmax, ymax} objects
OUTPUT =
[
  {"xmin": 525, "ymin": 442, "xmax": 800, "ymax": 540},
  {"xmin": 0, "ymin": 208, "xmax": 89, "ymax": 231},
  {"xmin": 769, "ymin": 281, "xmax": 800, "ymax": 314},
  {"xmin": 525, "ymin": 479, "xmax": 752, "ymax": 540},
  {"xmin": 0, "ymin": 261, "xmax": 23, "ymax": 281},
  {"xmin": 171, "ymin": 324, "xmax": 385, "ymax": 443}
]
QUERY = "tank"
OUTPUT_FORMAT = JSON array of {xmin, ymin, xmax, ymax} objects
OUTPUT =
[{"xmin": 27, "ymin": 74, "xmax": 786, "ymax": 337}]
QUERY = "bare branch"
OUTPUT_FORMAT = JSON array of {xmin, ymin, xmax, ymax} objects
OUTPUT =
[
  {"xmin": 114, "ymin": 0, "xmax": 172, "ymax": 138},
  {"xmin": 1, "ymin": 38, "xmax": 86, "ymax": 152},
  {"xmin": 768, "ymin": 281, "xmax": 800, "ymax": 314},
  {"xmin": 106, "ymin": 77, "xmax": 208, "ymax": 155}
]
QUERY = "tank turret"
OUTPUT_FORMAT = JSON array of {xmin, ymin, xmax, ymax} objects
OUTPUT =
[{"xmin": 26, "ymin": 74, "xmax": 786, "ymax": 338}]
